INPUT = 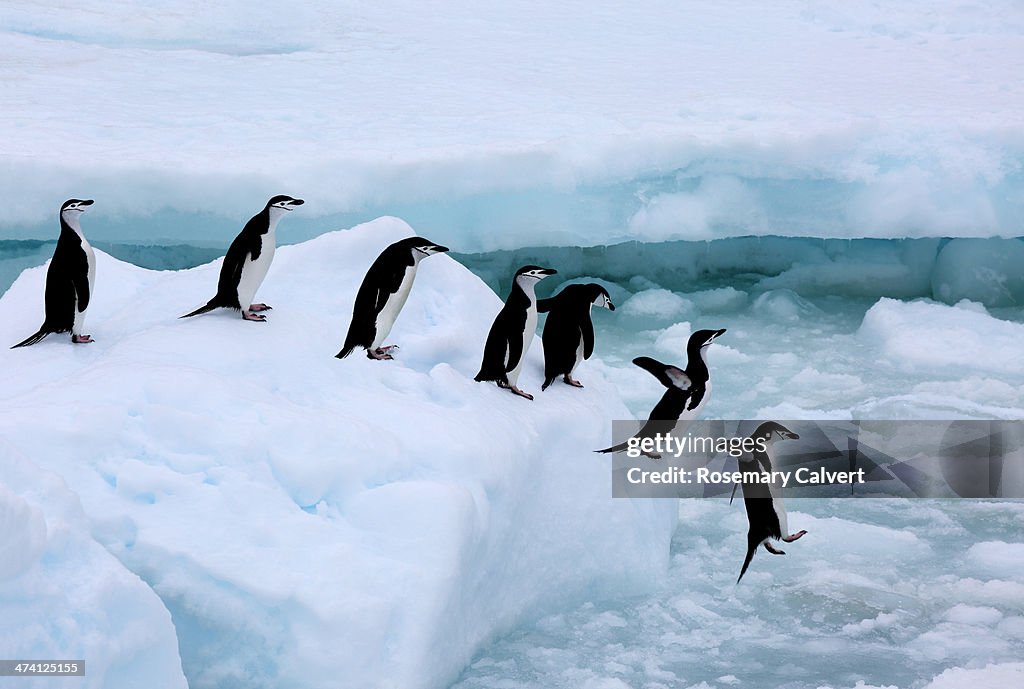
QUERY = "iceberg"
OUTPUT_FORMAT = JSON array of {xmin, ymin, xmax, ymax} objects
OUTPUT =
[{"xmin": 0, "ymin": 218, "xmax": 676, "ymax": 689}]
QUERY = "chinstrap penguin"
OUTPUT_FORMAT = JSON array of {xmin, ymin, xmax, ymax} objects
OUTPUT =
[
  {"xmin": 734, "ymin": 422, "xmax": 808, "ymax": 584},
  {"xmin": 475, "ymin": 265, "xmax": 557, "ymax": 400},
  {"xmin": 337, "ymin": 236, "xmax": 449, "ymax": 360},
  {"xmin": 538, "ymin": 283, "xmax": 615, "ymax": 390},
  {"xmin": 596, "ymin": 328, "xmax": 726, "ymax": 456},
  {"xmin": 12, "ymin": 199, "xmax": 97, "ymax": 348},
  {"xmin": 180, "ymin": 195, "xmax": 304, "ymax": 321}
]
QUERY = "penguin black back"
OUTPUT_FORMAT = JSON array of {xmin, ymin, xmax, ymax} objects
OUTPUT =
[
  {"xmin": 337, "ymin": 236, "xmax": 449, "ymax": 359},
  {"xmin": 12, "ymin": 199, "xmax": 95, "ymax": 348},
  {"xmin": 539, "ymin": 283, "xmax": 614, "ymax": 390},
  {"xmin": 181, "ymin": 195, "xmax": 303, "ymax": 320}
]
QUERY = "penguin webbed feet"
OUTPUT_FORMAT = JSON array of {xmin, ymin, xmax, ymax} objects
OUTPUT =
[
  {"xmin": 496, "ymin": 379, "xmax": 534, "ymax": 400},
  {"xmin": 242, "ymin": 311, "xmax": 267, "ymax": 322},
  {"xmin": 72, "ymin": 334, "xmax": 94, "ymax": 344},
  {"xmin": 508, "ymin": 386, "xmax": 534, "ymax": 401},
  {"xmin": 563, "ymin": 374, "xmax": 584, "ymax": 388},
  {"xmin": 367, "ymin": 345, "xmax": 398, "ymax": 360},
  {"xmin": 248, "ymin": 303, "xmax": 272, "ymax": 312},
  {"xmin": 764, "ymin": 542, "xmax": 786, "ymax": 556},
  {"xmin": 782, "ymin": 530, "xmax": 808, "ymax": 543}
]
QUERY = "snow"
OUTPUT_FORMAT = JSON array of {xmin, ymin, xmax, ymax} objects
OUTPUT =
[
  {"xmin": 858, "ymin": 298, "xmax": 1024, "ymax": 375},
  {"xmin": 0, "ymin": 441, "xmax": 186, "ymax": 689},
  {"xmin": 0, "ymin": 217, "xmax": 676, "ymax": 689},
  {"xmin": 1, "ymin": 1, "xmax": 1023, "ymax": 248}
]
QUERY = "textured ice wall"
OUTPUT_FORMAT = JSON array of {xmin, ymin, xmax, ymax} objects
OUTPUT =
[{"xmin": 1, "ymin": 1, "xmax": 1023, "ymax": 248}]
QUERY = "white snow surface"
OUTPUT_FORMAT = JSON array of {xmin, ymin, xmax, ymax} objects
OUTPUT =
[
  {"xmin": 0, "ymin": 441, "xmax": 186, "ymax": 689},
  {"xmin": 0, "ymin": 217, "xmax": 676, "ymax": 689},
  {"xmin": 2, "ymin": 1, "xmax": 1023, "ymax": 247}
]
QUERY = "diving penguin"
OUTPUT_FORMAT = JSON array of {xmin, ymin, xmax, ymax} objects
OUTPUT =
[
  {"xmin": 538, "ymin": 283, "xmax": 615, "ymax": 390},
  {"xmin": 180, "ymin": 195, "xmax": 304, "ymax": 321},
  {"xmin": 596, "ymin": 328, "xmax": 726, "ymax": 455},
  {"xmin": 12, "ymin": 199, "xmax": 98, "ymax": 348},
  {"xmin": 337, "ymin": 236, "xmax": 449, "ymax": 360},
  {"xmin": 474, "ymin": 265, "xmax": 558, "ymax": 400},
  {"xmin": 734, "ymin": 421, "xmax": 808, "ymax": 583}
]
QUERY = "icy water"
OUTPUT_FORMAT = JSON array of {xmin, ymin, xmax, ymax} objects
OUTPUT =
[{"xmin": 452, "ymin": 499, "xmax": 1024, "ymax": 689}]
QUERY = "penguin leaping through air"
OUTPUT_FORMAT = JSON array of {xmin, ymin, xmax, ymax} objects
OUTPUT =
[
  {"xmin": 475, "ymin": 265, "xmax": 558, "ymax": 400},
  {"xmin": 337, "ymin": 236, "xmax": 450, "ymax": 360},
  {"xmin": 734, "ymin": 421, "xmax": 808, "ymax": 584},
  {"xmin": 12, "ymin": 199, "xmax": 97, "ymax": 348},
  {"xmin": 181, "ymin": 195, "xmax": 304, "ymax": 321},
  {"xmin": 596, "ymin": 328, "xmax": 726, "ymax": 456},
  {"xmin": 538, "ymin": 283, "xmax": 615, "ymax": 390}
]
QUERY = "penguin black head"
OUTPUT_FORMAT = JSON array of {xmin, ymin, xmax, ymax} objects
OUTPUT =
[
  {"xmin": 266, "ymin": 195, "xmax": 305, "ymax": 213},
  {"xmin": 514, "ymin": 265, "xmax": 557, "ymax": 282},
  {"xmin": 751, "ymin": 421, "xmax": 800, "ymax": 445},
  {"xmin": 689, "ymin": 328, "xmax": 726, "ymax": 352},
  {"xmin": 61, "ymin": 199, "xmax": 94, "ymax": 215},
  {"xmin": 400, "ymin": 236, "xmax": 450, "ymax": 258},
  {"xmin": 585, "ymin": 284, "xmax": 615, "ymax": 311}
]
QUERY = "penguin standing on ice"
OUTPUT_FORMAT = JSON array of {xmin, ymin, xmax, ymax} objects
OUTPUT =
[
  {"xmin": 475, "ymin": 265, "xmax": 558, "ymax": 400},
  {"xmin": 596, "ymin": 328, "xmax": 726, "ymax": 455},
  {"xmin": 734, "ymin": 421, "xmax": 808, "ymax": 583},
  {"xmin": 538, "ymin": 283, "xmax": 615, "ymax": 390},
  {"xmin": 180, "ymin": 195, "xmax": 304, "ymax": 321},
  {"xmin": 337, "ymin": 236, "xmax": 449, "ymax": 360},
  {"xmin": 12, "ymin": 199, "xmax": 97, "ymax": 348}
]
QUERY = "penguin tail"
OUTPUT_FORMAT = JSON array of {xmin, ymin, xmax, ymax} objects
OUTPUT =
[
  {"xmin": 595, "ymin": 441, "xmax": 627, "ymax": 455},
  {"xmin": 541, "ymin": 376, "xmax": 554, "ymax": 391},
  {"xmin": 179, "ymin": 300, "xmax": 218, "ymax": 319},
  {"xmin": 736, "ymin": 533, "xmax": 760, "ymax": 583},
  {"xmin": 11, "ymin": 328, "xmax": 49, "ymax": 348},
  {"xmin": 336, "ymin": 345, "xmax": 355, "ymax": 359}
]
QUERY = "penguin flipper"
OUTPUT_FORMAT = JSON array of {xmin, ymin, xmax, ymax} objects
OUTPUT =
[
  {"xmin": 11, "ymin": 328, "xmax": 50, "ymax": 348},
  {"xmin": 504, "ymin": 331, "xmax": 523, "ymax": 373},
  {"xmin": 632, "ymin": 356, "xmax": 690, "ymax": 390},
  {"xmin": 581, "ymin": 318, "xmax": 595, "ymax": 359},
  {"xmin": 70, "ymin": 251, "xmax": 91, "ymax": 312}
]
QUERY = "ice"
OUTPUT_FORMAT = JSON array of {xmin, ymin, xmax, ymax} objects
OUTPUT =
[
  {"xmin": 0, "ymin": 442, "xmax": 186, "ymax": 689},
  {"xmin": 1, "ymin": 2, "xmax": 1023, "ymax": 249},
  {"xmin": 0, "ymin": 217, "xmax": 676, "ymax": 689},
  {"xmin": 932, "ymin": 239, "xmax": 1024, "ymax": 307},
  {"xmin": 620, "ymin": 289, "xmax": 694, "ymax": 320},
  {"xmin": 452, "ymin": 500, "xmax": 1024, "ymax": 689},
  {"xmin": 922, "ymin": 662, "xmax": 1024, "ymax": 689},
  {"xmin": 858, "ymin": 298, "xmax": 1024, "ymax": 375}
]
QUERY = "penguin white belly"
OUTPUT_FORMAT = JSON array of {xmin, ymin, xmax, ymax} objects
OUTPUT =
[
  {"xmin": 73, "ymin": 240, "xmax": 96, "ymax": 334},
  {"xmin": 372, "ymin": 265, "xmax": 417, "ymax": 349},
  {"xmin": 507, "ymin": 307, "xmax": 538, "ymax": 386},
  {"xmin": 236, "ymin": 239, "xmax": 275, "ymax": 309}
]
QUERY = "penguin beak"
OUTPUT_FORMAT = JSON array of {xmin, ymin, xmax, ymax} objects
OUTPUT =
[
  {"xmin": 289, "ymin": 199, "xmax": 305, "ymax": 208},
  {"xmin": 607, "ymin": 301, "xmax": 616, "ymax": 311},
  {"xmin": 540, "ymin": 268, "xmax": 558, "ymax": 276},
  {"xmin": 432, "ymin": 244, "xmax": 450, "ymax": 253},
  {"xmin": 784, "ymin": 430, "xmax": 800, "ymax": 440},
  {"xmin": 714, "ymin": 328, "xmax": 727, "ymax": 338},
  {"xmin": 80, "ymin": 199, "xmax": 94, "ymax": 206}
]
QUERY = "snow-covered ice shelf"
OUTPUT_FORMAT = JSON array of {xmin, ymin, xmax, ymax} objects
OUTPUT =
[{"xmin": 0, "ymin": 218, "xmax": 676, "ymax": 689}]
